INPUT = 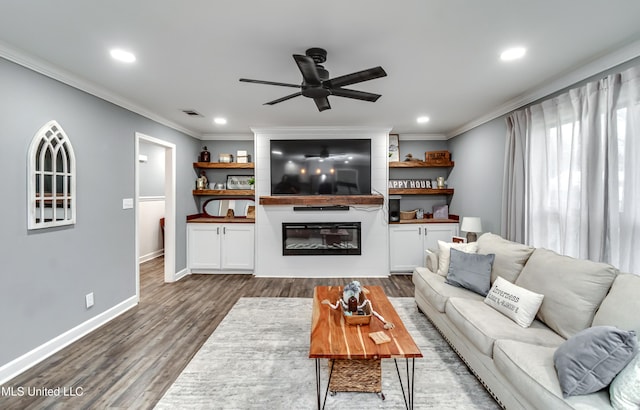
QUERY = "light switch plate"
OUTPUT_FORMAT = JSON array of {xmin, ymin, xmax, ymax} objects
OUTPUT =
[
  {"xmin": 122, "ymin": 198, "xmax": 134, "ymax": 209},
  {"xmin": 85, "ymin": 292, "xmax": 94, "ymax": 308}
]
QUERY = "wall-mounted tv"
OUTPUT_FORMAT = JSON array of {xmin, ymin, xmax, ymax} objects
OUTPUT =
[{"xmin": 270, "ymin": 139, "xmax": 371, "ymax": 195}]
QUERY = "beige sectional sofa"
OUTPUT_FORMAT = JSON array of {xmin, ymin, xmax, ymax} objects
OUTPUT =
[{"xmin": 413, "ymin": 233, "xmax": 640, "ymax": 410}]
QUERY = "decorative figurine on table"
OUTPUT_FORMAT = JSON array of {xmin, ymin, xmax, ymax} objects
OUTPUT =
[{"xmin": 321, "ymin": 281, "xmax": 395, "ymax": 329}]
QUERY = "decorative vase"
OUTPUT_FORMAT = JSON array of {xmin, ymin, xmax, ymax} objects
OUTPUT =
[{"xmin": 199, "ymin": 146, "xmax": 211, "ymax": 162}]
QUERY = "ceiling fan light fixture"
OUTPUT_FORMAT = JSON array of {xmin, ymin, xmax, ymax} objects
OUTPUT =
[
  {"xmin": 110, "ymin": 49, "xmax": 136, "ymax": 63},
  {"xmin": 417, "ymin": 116, "xmax": 430, "ymax": 124},
  {"xmin": 500, "ymin": 47, "xmax": 526, "ymax": 61}
]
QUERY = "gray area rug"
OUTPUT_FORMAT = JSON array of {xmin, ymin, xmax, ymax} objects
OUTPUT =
[{"xmin": 155, "ymin": 297, "xmax": 499, "ymax": 409}]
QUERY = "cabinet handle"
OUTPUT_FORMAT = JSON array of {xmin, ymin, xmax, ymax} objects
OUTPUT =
[
  {"xmin": 217, "ymin": 227, "xmax": 220, "ymax": 235},
  {"xmin": 418, "ymin": 227, "xmax": 421, "ymax": 235},
  {"xmin": 223, "ymin": 227, "xmax": 226, "ymax": 235}
]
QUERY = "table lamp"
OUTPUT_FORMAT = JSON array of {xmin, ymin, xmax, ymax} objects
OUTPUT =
[{"xmin": 461, "ymin": 217, "xmax": 482, "ymax": 243}]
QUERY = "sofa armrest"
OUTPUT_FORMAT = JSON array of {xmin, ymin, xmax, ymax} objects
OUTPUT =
[{"xmin": 426, "ymin": 249, "xmax": 439, "ymax": 272}]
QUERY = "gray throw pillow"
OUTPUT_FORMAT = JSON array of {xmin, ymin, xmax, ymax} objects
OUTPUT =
[
  {"xmin": 553, "ymin": 326, "xmax": 638, "ymax": 398},
  {"xmin": 445, "ymin": 248, "xmax": 495, "ymax": 296}
]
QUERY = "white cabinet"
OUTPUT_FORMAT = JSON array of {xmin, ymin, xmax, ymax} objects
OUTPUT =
[
  {"xmin": 187, "ymin": 223, "xmax": 254, "ymax": 273},
  {"xmin": 389, "ymin": 223, "xmax": 459, "ymax": 272}
]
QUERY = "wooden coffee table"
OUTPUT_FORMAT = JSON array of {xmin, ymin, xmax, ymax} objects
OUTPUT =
[{"xmin": 309, "ymin": 285, "xmax": 422, "ymax": 409}]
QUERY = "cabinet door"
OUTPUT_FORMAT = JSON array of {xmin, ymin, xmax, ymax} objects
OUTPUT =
[
  {"xmin": 424, "ymin": 223, "xmax": 460, "ymax": 251},
  {"xmin": 221, "ymin": 224, "xmax": 255, "ymax": 270},
  {"xmin": 187, "ymin": 224, "xmax": 221, "ymax": 270},
  {"xmin": 389, "ymin": 225, "xmax": 425, "ymax": 272}
]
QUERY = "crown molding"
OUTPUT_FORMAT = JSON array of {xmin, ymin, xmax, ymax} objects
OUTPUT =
[
  {"xmin": 447, "ymin": 37, "xmax": 640, "ymax": 139},
  {"xmin": 396, "ymin": 133, "xmax": 447, "ymax": 141},
  {"xmin": 0, "ymin": 41, "xmax": 200, "ymax": 139},
  {"xmin": 199, "ymin": 133, "xmax": 254, "ymax": 141}
]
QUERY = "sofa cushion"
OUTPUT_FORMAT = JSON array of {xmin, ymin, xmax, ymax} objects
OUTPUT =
[
  {"xmin": 593, "ymin": 273, "xmax": 640, "ymax": 340},
  {"xmin": 445, "ymin": 297, "xmax": 565, "ymax": 357},
  {"xmin": 610, "ymin": 350, "xmax": 640, "ymax": 410},
  {"xmin": 553, "ymin": 326, "xmax": 637, "ymax": 397},
  {"xmin": 412, "ymin": 267, "xmax": 483, "ymax": 313},
  {"xmin": 476, "ymin": 232, "xmax": 535, "ymax": 283},
  {"xmin": 445, "ymin": 248, "xmax": 494, "ymax": 296},
  {"xmin": 493, "ymin": 340, "xmax": 612, "ymax": 410},
  {"xmin": 436, "ymin": 240, "xmax": 478, "ymax": 276},
  {"xmin": 515, "ymin": 248, "xmax": 618, "ymax": 339},
  {"xmin": 484, "ymin": 277, "xmax": 544, "ymax": 328}
]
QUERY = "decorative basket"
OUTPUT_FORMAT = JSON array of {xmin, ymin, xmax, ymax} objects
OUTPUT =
[
  {"xmin": 328, "ymin": 359, "xmax": 381, "ymax": 393},
  {"xmin": 343, "ymin": 291, "xmax": 371, "ymax": 326},
  {"xmin": 400, "ymin": 210, "xmax": 417, "ymax": 220}
]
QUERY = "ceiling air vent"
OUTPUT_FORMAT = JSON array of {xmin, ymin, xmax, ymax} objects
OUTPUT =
[{"xmin": 181, "ymin": 109, "xmax": 203, "ymax": 117}]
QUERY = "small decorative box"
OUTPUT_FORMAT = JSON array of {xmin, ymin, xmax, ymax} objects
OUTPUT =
[
  {"xmin": 218, "ymin": 153, "xmax": 233, "ymax": 163},
  {"xmin": 425, "ymin": 150, "xmax": 451, "ymax": 165}
]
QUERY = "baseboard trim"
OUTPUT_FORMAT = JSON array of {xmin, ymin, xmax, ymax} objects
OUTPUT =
[
  {"xmin": 174, "ymin": 268, "xmax": 189, "ymax": 281},
  {"xmin": 0, "ymin": 295, "xmax": 138, "ymax": 385},
  {"xmin": 139, "ymin": 249, "xmax": 164, "ymax": 264}
]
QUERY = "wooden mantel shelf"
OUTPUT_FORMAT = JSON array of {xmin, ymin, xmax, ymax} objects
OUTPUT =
[{"xmin": 259, "ymin": 194, "xmax": 384, "ymax": 206}]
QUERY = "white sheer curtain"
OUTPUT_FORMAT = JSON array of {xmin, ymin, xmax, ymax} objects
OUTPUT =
[{"xmin": 504, "ymin": 65, "xmax": 640, "ymax": 274}]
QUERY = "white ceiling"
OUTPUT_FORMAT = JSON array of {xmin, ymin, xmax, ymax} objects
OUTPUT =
[{"xmin": 1, "ymin": 0, "xmax": 640, "ymax": 138}]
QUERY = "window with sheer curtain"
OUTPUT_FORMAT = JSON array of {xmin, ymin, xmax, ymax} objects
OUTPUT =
[{"xmin": 503, "ymin": 65, "xmax": 640, "ymax": 274}]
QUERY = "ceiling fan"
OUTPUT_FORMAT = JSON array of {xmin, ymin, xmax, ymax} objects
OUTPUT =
[{"xmin": 239, "ymin": 47, "xmax": 387, "ymax": 112}]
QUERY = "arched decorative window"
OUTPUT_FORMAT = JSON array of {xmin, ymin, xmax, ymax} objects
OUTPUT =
[{"xmin": 28, "ymin": 120, "xmax": 76, "ymax": 229}]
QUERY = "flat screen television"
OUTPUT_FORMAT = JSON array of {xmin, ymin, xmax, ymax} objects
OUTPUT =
[{"xmin": 270, "ymin": 139, "xmax": 371, "ymax": 195}]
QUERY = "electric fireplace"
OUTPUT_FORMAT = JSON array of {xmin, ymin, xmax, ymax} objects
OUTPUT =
[{"xmin": 282, "ymin": 222, "xmax": 361, "ymax": 256}]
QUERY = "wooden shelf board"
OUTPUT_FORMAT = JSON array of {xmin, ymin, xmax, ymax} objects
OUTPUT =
[
  {"xmin": 390, "ymin": 218, "xmax": 459, "ymax": 224},
  {"xmin": 389, "ymin": 161, "xmax": 454, "ymax": 168},
  {"xmin": 193, "ymin": 189, "xmax": 255, "ymax": 196},
  {"xmin": 193, "ymin": 162, "xmax": 254, "ymax": 169},
  {"xmin": 389, "ymin": 188, "xmax": 454, "ymax": 195},
  {"xmin": 259, "ymin": 194, "xmax": 384, "ymax": 206}
]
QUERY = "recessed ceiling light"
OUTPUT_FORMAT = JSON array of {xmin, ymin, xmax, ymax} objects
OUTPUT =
[
  {"xmin": 500, "ymin": 47, "xmax": 526, "ymax": 61},
  {"xmin": 110, "ymin": 49, "xmax": 136, "ymax": 63},
  {"xmin": 213, "ymin": 117, "xmax": 227, "ymax": 125},
  {"xmin": 417, "ymin": 116, "xmax": 430, "ymax": 124}
]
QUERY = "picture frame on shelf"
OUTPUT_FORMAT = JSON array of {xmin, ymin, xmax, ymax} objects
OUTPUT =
[
  {"xmin": 388, "ymin": 134, "xmax": 400, "ymax": 162},
  {"xmin": 452, "ymin": 236, "xmax": 467, "ymax": 243},
  {"xmin": 226, "ymin": 175, "xmax": 254, "ymax": 190},
  {"xmin": 433, "ymin": 204, "xmax": 449, "ymax": 219}
]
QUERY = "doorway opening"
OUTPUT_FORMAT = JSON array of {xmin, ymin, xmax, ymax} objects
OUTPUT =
[{"xmin": 135, "ymin": 133, "xmax": 176, "ymax": 300}]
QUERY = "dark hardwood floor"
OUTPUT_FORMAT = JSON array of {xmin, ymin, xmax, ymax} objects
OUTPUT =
[{"xmin": 1, "ymin": 257, "xmax": 414, "ymax": 409}]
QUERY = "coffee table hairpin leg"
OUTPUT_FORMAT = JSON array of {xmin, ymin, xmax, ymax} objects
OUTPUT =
[
  {"xmin": 394, "ymin": 358, "xmax": 416, "ymax": 410},
  {"xmin": 315, "ymin": 358, "xmax": 334, "ymax": 410}
]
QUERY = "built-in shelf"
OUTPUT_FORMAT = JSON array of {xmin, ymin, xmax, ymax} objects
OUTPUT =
[
  {"xmin": 259, "ymin": 195, "xmax": 384, "ymax": 206},
  {"xmin": 193, "ymin": 162, "xmax": 255, "ymax": 169},
  {"xmin": 193, "ymin": 189, "xmax": 255, "ymax": 196},
  {"xmin": 389, "ymin": 161, "xmax": 454, "ymax": 168},
  {"xmin": 388, "ymin": 188, "xmax": 454, "ymax": 195}
]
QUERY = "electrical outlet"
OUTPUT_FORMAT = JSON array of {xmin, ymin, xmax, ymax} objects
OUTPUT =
[
  {"xmin": 122, "ymin": 198, "xmax": 133, "ymax": 209},
  {"xmin": 85, "ymin": 292, "xmax": 94, "ymax": 309}
]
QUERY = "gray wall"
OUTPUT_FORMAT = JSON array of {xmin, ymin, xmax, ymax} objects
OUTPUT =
[
  {"xmin": 0, "ymin": 57, "xmax": 199, "ymax": 366},
  {"xmin": 139, "ymin": 140, "xmax": 167, "ymax": 197},
  {"xmin": 447, "ymin": 118, "xmax": 507, "ymax": 235}
]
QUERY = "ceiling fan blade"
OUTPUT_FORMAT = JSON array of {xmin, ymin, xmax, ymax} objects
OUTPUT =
[
  {"xmin": 314, "ymin": 97, "xmax": 331, "ymax": 112},
  {"xmin": 293, "ymin": 54, "xmax": 321, "ymax": 86},
  {"xmin": 327, "ymin": 66, "xmax": 387, "ymax": 88},
  {"xmin": 264, "ymin": 92, "xmax": 302, "ymax": 105},
  {"xmin": 330, "ymin": 88, "xmax": 381, "ymax": 102},
  {"xmin": 239, "ymin": 78, "xmax": 301, "ymax": 88}
]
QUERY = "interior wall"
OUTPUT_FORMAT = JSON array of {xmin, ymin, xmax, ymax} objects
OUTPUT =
[
  {"xmin": 446, "ymin": 117, "xmax": 507, "ymax": 235},
  {"xmin": 0, "ymin": 57, "xmax": 199, "ymax": 372}
]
